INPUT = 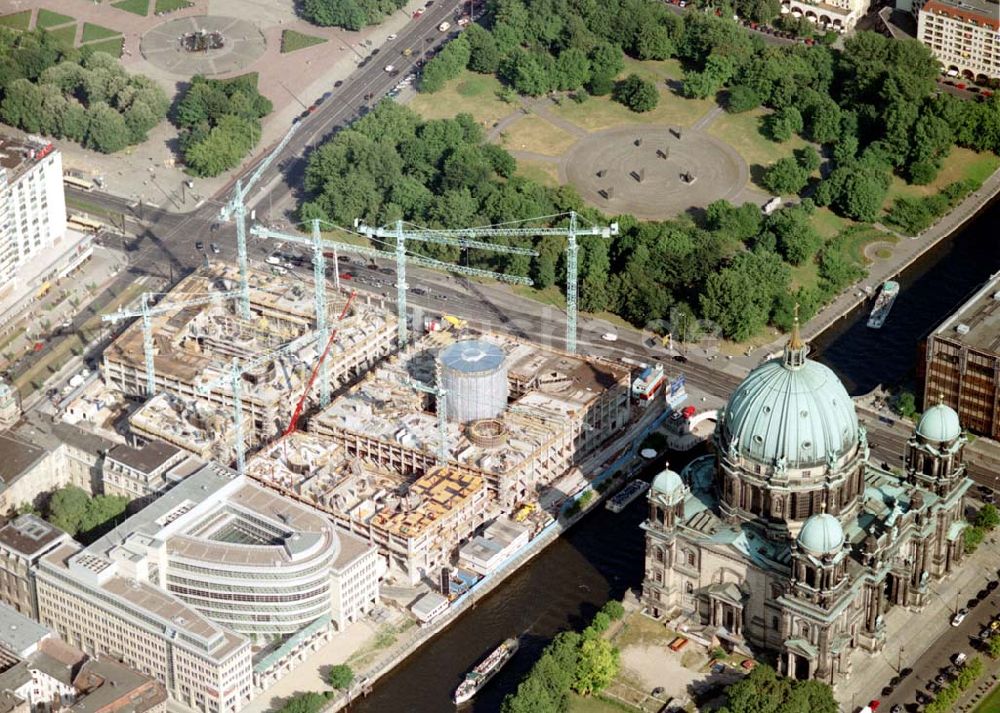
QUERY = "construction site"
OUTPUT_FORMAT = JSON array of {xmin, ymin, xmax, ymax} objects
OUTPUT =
[
  {"xmin": 242, "ymin": 328, "xmax": 632, "ymax": 584},
  {"xmin": 100, "ymin": 263, "xmax": 396, "ymax": 463}
]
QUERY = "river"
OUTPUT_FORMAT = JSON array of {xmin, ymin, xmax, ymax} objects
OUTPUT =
[{"xmin": 348, "ymin": 199, "xmax": 1000, "ymax": 712}]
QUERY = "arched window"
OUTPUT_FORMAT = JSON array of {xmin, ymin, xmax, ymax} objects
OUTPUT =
[
  {"xmin": 685, "ymin": 581, "xmax": 694, "ymax": 594},
  {"xmin": 654, "ymin": 547, "xmax": 665, "ymax": 563},
  {"xmin": 686, "ymin": 550, "xmax": 697, "ymax": 567}
]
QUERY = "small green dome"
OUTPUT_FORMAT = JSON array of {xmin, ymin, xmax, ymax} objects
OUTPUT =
[
  {"xmin": 797, "ymin": 514, "xmax": 844, "ymax": 555},
  {"xmin": 651, "ymin": 468, "xmax": 684, "ymax": 498},
  {"xmin": 721, "ymin": 354, "xmax": 858, "ymax": 468},
  {"xmin": 916, "ymin": 403, "xmax": 961, "ymax": 443}
]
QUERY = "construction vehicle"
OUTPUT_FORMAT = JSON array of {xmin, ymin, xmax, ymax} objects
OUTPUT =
[
  {"xmin": 442, "ymin": 315, "xmax": 467, "ymax": 330},
  {"xmin": 514, "ymin": 503, "xmax": 536, "ymax": 522}
]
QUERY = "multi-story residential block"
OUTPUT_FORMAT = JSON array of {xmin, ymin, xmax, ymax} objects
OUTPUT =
[
  {"xmin": 923, "ymin": 270, "xmax": 1000, "ymax": 438},
  {"xmin": 0, "ymin": 516, "xmax": 70, "ymax": 619},
  {"xmin": 917, "ymin": 0, "xmax": 1000, "ymax": 81},
  {"xmin": 781, "ymin": 0, "xmax": 872, "ymax": 32}
]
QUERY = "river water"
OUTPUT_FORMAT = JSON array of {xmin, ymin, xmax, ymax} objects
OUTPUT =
[{"xmin": 349, "ymin": 199, "xmax": 1000, "ymax": 713}]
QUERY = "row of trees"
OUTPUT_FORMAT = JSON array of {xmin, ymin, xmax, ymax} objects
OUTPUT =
[
  {"xmin": 299, "ymin": 0, "xmax": 407, "ymax": 31},
  {"xmin": 964, "ymin": 503, "xmax": 998, "ymax": 554},
  {"xmin": 174, "ymin": 73, "xmax": 273, "ymax": 177},
  {"xmin": 20, "ymin": 485, "xmax": 129, "ymax": 544},
  {"xmin": 885, "ymin": 179, "xmax": 980, "ymax": 236},
  {"xmin": 0, "ymin": 29, "xmax": 168, "ymax": 153},
  {"xmin": 501, "ymin": 600, "xmax": 624, "ymax": 713}
]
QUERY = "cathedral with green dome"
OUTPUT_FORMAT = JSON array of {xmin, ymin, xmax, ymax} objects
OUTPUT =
[{"xmin": 640, "ymin": 323, "xmax": 972, "ymax": 684}]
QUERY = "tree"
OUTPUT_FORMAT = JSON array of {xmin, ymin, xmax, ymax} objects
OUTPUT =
[
  {"xmin": 555, "ymin": 48, "xmax": 590, "ymax": 91},
  {"xmin": 278, "ymin": 692, "xmax": 329, "ymax": 713},
  {"xmin": 587, "ymin": 42, "xmax": 623, "ymax": 96},
  {"xmin": 988, "ymin": 634, "xmax": 1000, "ymax": 660},
  {"xmin": 46, "ymin": 486, "xmax": 90, "ymax": 536},
  {"xmin": 634, "ymin": 24, "xmax": 673, "ymax": 61},
  {"xmin": 718, "ymin": 664, "xmax": 836, "ymax": 713},
  {"xmin": 466, "ymin": 24, "xmax": 500, "ymax": 74},
  {"xmin": 766, "ymin": 106, "xmax": 804, "ymax": 142},
  {"xmin": 794, "ymin": 146, "xmax": 821, "ymax": 173},
  {"xmin": 763, "ymin": 157, "xmax": 809, "ymax": 196},
  {"xmin": 613, "ymin": 74, "xmax": 658, "ymax": 113},
  {"xmin": 965, "ymin": 526, "xmax": 985, "ymax": 554},
  {"xmin": 895, "ymin": 391, "xmax": 918, "ymax": 419},
  {"xmin": 767, "ymin": 207, "xmax": 822, "ymax": 265},
  {"xmin": 701, "ymin": 251, "xmax": 789, "ymax": 341},
  {"xmin": 572, "ymin": 638, "xmax": 619, "ymax": 696},
  {"xmin": 975, "ymin": 504, "xmax": 1000, "ymax": 531},
  {"xmin": 601, "ymin": 600, "xmax": 625, "ymax": 620},
  {"xmin": 726, "ymin": 85, "xmax": 762, "ymax": 113},
  {"xmin": 328, "ymin": 664, "xmax": 354, "ymax": 689}
]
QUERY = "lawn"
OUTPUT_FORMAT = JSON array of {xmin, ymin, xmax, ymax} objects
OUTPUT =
[
  {"xmin": 621, "ymin": 56, "xmax": 688, "ymax": 85},
  {"xmin": 569, "ymin": 693, "xmax": 636, "ymax": 713},
  {"xmin": 281, "ymin": 29, "xmax": 326, "ymax": 54},
  {"xmin": 0, "ymin": 11, "xmax": 31, "ymax": 30},
  {"xmin": 514, "ymin": 158, "xmax": 561, "ymax": 187},
  {"xmin": 500, "ymin": 114, "xmax": 578, "ymax": 156},
  {"xmin": 81, "ymin": 23, "xmax": 120, "ymax": 43},
  {"xmin": 825, "ymin": 225, "xmax": 892, "ymax": 268},
  {"xmin": 154, "ymin": 0, "xmax": 193, "ymax": 11},
  {"xmin": 550, "ymin": 86, "xmax": 714, "ymax": 132},
  {"xmin": 708, "ymin": 107, "xmax": 808, "ymax": 172},
  {"xmin": 45, "ymin": 24, "xmax": 78, "ymax": 47},
  {"xmin": 111, "ymin": 0, "xmax": 150, "ymax": 15},
  {"xmin": 810, "ymin": 206, "xmax": 856, "ymax": 240},
  {"xmin": 36, "ymin": 9, "xmax": 75, "ymax": 28},
  {"xmin": 789, "ymin": 259, "xmax": 819, "ymax": 291},
  {"xmin": 410, "ymin": 70, "xmax": 511, "ymax": 128},
  {"xmin": 88, "ymin": 37, "xmax": 123, "ymax": 57},
  {"xmin": 883, "ymin": 147, "xmax": 1000, "ymax": 207},
  {"xmin": 512, "ymin": 284, "xmax": 566, "ymax": 309}
]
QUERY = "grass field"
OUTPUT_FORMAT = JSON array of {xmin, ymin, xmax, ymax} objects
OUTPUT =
[
  {"xmin": 111, "ymin": 0, "xmax": 150, "ymax": 15},
  {"xmin": 281, "ymin": 29, "xmax": 326, "ymax": 54},
  {"xmin": 81, "ymin": 23, "xmax": 120, "ymax": 43},
  {"xmin": 514, "ymin": 158, "xmax": 561, "ymax": 187},
  {"xmin": 569, "ymin": 693, "xmax": 635, "ymax": 713},
  {"xmin": 621, "ymin": 56, "xmax": 688, "ymax": 85},
  {"xmin": 810, "ymin": 207, "xmax": 856, "ymax": 240},
  {"xmin": 410, "ymin": 70, "xmax": 510, "ymax": 128},
  {"xmin": 0, "ymin": 11, "xmax": 31, "ymax": 30},
  {"xmin": 155, "ymin": 0, "xmax": 193, "ymax": 11},
  {"xmin": 883, "ymin": 148, "xmax": 1000, "ymax": 206},
  {"xmin": 501, "ymin": 114, "xmax": 578, "ymax": 156},
  {"xmin": 45, "ymin": 24, "xmax": 78, "ymax": 47},
  {"xmin": 708, "ymin": 107, "xmax": 808, "ymax": 172},
  {"xmin": 550, "ymin": 85, "xmax": 714, "ymax": 132},
  {"xmin": 88, "ymin": 37, "xmax": 123, "ymax": 57},
  {"xmin": 36, "ymin": 9, "xmax": 75, "ymax": 28}
]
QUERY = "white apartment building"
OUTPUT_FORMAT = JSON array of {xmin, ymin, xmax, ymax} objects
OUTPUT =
[
  {"xmin": 0, "ymin": 136, "xmax": 66, "ymax": 286},
  {"xmin": 782, "ymin": 0, "xmax": 872, "ymax": 32},
  {"xmin": 918, "ymin": 0, "xmax": 1000, "ymax": 81}
]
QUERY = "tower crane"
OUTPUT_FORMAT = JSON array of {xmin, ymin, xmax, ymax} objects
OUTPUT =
[
  {"xmin": 218, "ymin": 121, "xmax": 302, "ymax": 319},
  {"xmin": 102, "ymin": 289, "xmax": 242, "ymax": 397},
  {"xmin": 197, "ymin": 330, "xmax": 320, "ymax": 475},
  {"xmin": 249, "ymin": 223, "xmax": 536, "ymax": 353},
  {"xmin": 283, "ymin": 290, "xmax": 357, "ymax": 437},
  {"xmin": 407, "ymin": 377, "xmax": 448, "ymax": 465},
  {"xmin": 358, "ymin": 212, "xmax": 619, "ymax": 354},
  {"xmin": 354, "ymin": 219, "xmax": 538, "ymax": 347}
]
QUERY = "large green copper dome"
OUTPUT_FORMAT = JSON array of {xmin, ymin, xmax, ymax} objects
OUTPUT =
[
  {"xmin": 720, "ymin": 335, "xmax": 858, "ymax": 469},
  {"xmin": 916, "ymin": 403, "xmax": 961, "ymax": 443}
]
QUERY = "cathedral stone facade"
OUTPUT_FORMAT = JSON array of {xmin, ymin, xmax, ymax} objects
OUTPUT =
[{"xmin": 640, "ymin": 326, "xmax": 971, "ymax": 684}]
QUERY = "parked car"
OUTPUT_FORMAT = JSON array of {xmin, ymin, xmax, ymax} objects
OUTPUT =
[
  {"xmin": 387, "ymin": 33, "xmax": 397, "ymax": 40},
  {"xmin": 195, "ymin": 241, "xmax": 204, "ymax": 250},
  {"xmin": 601, "ymin": 332, "xmax": 618, "ymax": 342},
  {"xmin": 210, "ymin": 242, "xmax": 220, "ymax": 254},
  {"xmin": 951, "ymin": 608, "xmax": 968, "ymax": 626}
]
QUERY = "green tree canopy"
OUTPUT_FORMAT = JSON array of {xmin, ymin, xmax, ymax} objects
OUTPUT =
[
  {"xmin": 328, "ymin": 664, "xmax": 354, "ymax": 689},
  {"xmin": 613, "ymin": 73, "xmax": 659, "ymax": 112}
]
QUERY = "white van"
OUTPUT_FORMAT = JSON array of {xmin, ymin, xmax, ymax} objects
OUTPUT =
[
  {"xmin": 438, "ymin": 21, "xmax": 451, "ymax": 31},
  {"xmin": 265, "ymin": 255, "xmax": 282, "ymax": 266}
]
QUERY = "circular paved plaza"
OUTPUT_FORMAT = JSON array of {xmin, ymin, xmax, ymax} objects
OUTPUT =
[
  {"xmin": 140, "ymin": 16, "xmax": 266, "ymax": 77},
  {"xmin": 562, "ymin": 124, "xmax": 748, "ymax": 220}
]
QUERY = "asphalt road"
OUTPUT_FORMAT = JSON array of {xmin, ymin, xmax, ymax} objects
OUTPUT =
[{"xmin": 877, "ymin": 571, "xmax": 1000, "ymax": 712}]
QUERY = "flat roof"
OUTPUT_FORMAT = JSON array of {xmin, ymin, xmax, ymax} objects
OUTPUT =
[
  {"xmin": 72, "ymin": 657, "xmax": 167, "ymax": 713},
  {"xmin": 0, "ymin": 514, "xmax": 66, "ymax": 559},
  {"xmin": 0, "ymin": 602, "xmax": 51, "ymax": 655},
  {"xmin": 0, "ymin": 135, "xmax": 54, "ymax": 183},
  {"xmin": 921, "ymin": 0, "xmax": 1000, "ymax": 29},
  {"xmin": 107, "ymin": 441, "xmax": 181, "ymax": 474},
  {"xmin": 373, "ymin": 467, "xmax": 484, "ymax": 539},
  {"xmin": 931, "ymin": 271, "xmax": 1000, "ymax": 354}
]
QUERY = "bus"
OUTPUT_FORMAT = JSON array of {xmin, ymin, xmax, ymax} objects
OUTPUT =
[
  {"xmin": 67, "ymin": 214, "xmax": 103, "ymax": 233},
  {"xmin": 62, "ymin": 175, "xmax": 94, "ymax": 191}
]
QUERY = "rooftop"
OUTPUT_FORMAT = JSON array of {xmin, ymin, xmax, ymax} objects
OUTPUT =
[
  {"xmin": 931, "ymin": 271, "xmax": 1000, "ymax": 354},
  {"xmin": 0, "ymin": 135, "xmax": 55, "ymax": 183},
  {"xmin": 0, "ymin": 514, "xmax": 67, "ymax": 559},
  {"xmin": 71, "ymin": 657, "xmax": 167, "ymax": 713},
  {"xmin": 373, "ymin": 466, "xmax": 485, "ymax": 539},
  {"xmin": 0, "ymin": 602, "xmax": 51, "ymax": 656},
  {"xmin": 921, "ymin": 0, "xmax": 1000, "ymax": 29},
  {"xmin": 0, "ymin": 434, "xmax": 47, "ymax": 494},
  {"xmin": 106, "ymin": 441, "xmax": 182, "ymax": 475}
]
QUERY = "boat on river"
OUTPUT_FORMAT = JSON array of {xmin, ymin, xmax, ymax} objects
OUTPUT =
[
  {"xmin": 453, "ymin": 638, "xmax": 519, "ymax": 704},
  {"xmin": 867, "ymin": 280, "xmax": 899, "ymax": 329}
]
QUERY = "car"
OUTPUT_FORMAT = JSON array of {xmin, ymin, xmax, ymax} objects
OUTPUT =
[
  {"xmin": 954, "ymin": 652, "xmax": 968, "ymax": 665},
  {"xmin": 384, "ymin": 64, "xmax": 396, "ymax": 73},
  {"xmin": 413, "ymin": 8, "xmax": 425, "ymax": 17},
  {"xmin": 890, "ymin": 706, "xmax": 902, "ymax": 713},
  {"xmin": 935, "ymin": 673, "xmax": 948, "ymax": 685},
  {"xmin": 438, "ymin": 21, "xmax": 451, "ymax": 31},
  {"xmin": 682, "ymin": 405, "xmax": 697, "ymax": 419},
  {"xmin": 601, "ymin": 332, "xmax": 618, "ymax": 342},
  {"xmin": 927, "ymin": 680, "xmax": 941, "ymax": 693},
  {"xmin": 387, "ymin": 33, "xmax": 397, "ymax": 40},
  {"xmin": 334, "ymin": 80, "xmax": 343, "ymax": 87},
  {"xmin": 210, "ymin": 243, "xmax": 220, "ymax": 254},
  {"xmin": 412, "ymin": 288, "xmax": 427, "ymax": 296},
  {"xmin": 379, "ymin": 267, "xmax": 395, "ymax": 275},
  {"xmin": 951, "ymin": 608, "xmax": 968, "ymax": 626},
  {"xmin": 339, "ymin": 256, "xmax": 351, "ymax": 263},
  {"xmin": 307, "ymin": 104, "xmax": 318, "ymax": 113},
  {"xmin": 652, "ymin": 686, "xmax": 665, "ymax": 696},
  {"xmin": 881, "ymin": 686, "xmax": 894, "ymax": 697},
  {"xmin": 458, "ymin": 16, "xmax": 470, "ymax": 26},
  {"xmin": 195, "ymin": 241, "xmax": 204, "ymax": 250},
  {"xmin": 299, "ymin": 109, "xmax": 310, "ymax": 119},
  {"xmin": 989, "ymin": 580, "xmax": 998, "ymax": 591},
  {"xmin": 673, "ymin": 355, "xmax": 688, "ymax": 363},
  {"xmin": 371, "ymin": 48, "xmax": 380, "ymax": 55},
  {"xmin": 270, "ymin": 265, "xmax": 288, "ymax": 276},
  {"xmin": 339, "ymin": 272, "xmax": 353, "ymax": 280},
  {"xmin": 985, "ymin": 491, "xmax": 997, "ymax": 504},
  {"xmin": 991, "ymin": 619, "xmax": 1000, "ymax": 631},
  {"xmin": 916, "ymin": 692, "xmax": 931, "ymax": 705},
  {"xmin": 979, "ymin": 626, "xmax": 993, "ymax": 640}
]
